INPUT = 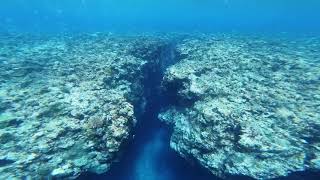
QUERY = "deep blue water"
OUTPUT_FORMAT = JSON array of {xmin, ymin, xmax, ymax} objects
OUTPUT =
[{"xmin": 1, "ymin": 1, "xmax": 320, "ymax": 180}]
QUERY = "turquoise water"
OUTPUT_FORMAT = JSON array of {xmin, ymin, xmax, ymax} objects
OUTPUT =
[
  {"xmin": 1, "ymin": 1, "xmax": 320, "ymax": 180},
  {"xmin": 1, "ymin": 0, "xmax": 320, "ymax": 33}
]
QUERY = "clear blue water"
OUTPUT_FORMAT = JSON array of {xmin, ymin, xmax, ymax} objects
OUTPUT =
[
  {"xmin": 1, "ymin": 0, "xmax": 320, "ymax": 33},
  {"xmin": 1, "ymin": 1, "xmax": 320, "ymax": 180}
]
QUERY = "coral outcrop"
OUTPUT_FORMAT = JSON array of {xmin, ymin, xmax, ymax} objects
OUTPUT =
[
  {"xmin": 0, "ymin": 33, "xmax": 170, "ymax": 179},
  {"xmin": 159, "ymin": 34, "xmax": 320, "ymax": 179}
]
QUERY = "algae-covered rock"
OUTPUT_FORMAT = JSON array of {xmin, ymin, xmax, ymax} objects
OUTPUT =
[
  {"xmin": 0, "ymin": 33, "xmax": 170, "ymax": 179},
  {"xmin": 0, "ymin": 131, "xmax": 14, "ymax": 144},
  {"xmin": 0, "ymin": 113, "xmax": 17, "ymax": 129},
  {"xmin": 159, "ymin": 34, "xmax": 320, "ymax": 179}
]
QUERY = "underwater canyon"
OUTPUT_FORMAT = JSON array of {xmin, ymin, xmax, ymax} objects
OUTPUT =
[{"xmin": 0, "ymin": 32, "xmax": 319, "ymax": 180}]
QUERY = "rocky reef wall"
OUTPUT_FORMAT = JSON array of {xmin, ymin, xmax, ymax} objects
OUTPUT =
[
  {"xmin": 159, "ymin": 34, "xmax": 320, "ymax": 179},
  {"xmin": 0, "ymin": 33, "xmax": 177, "ymax": 179}
]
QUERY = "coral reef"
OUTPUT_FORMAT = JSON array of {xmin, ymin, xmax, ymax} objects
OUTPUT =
[
  {"xmin": 159, "ymin": 34, "xmax": 320, "ymax": 179},
  {"xmin": 0, "ymin": 33, "xmax": 169, "ymax": 179},
  {"xmin": 1, "ymin": 32, "xmax": 319, "ymax": 180}
]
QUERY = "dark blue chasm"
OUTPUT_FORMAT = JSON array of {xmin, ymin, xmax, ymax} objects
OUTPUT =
[{"xmin": 77, "ymin": 42, "xmax": 220, "ymax": 180}]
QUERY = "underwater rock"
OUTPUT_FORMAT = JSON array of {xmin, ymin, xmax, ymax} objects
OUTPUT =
[
  {"xmin": 1, "ymin": 32, "xmax": 319, "ymax": 179},
  {"xmin": 159, "ymin": 34, "xmax": 320, "ymax": 179},
  {"xmin": 0, "ymin": 112, "xmax": 19, "ymax": 128},
  {"xmin": 0, "ymin": 33, "xmax": 170, "ymax": 179}
]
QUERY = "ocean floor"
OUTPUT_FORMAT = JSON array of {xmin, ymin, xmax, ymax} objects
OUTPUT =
[{"xmin": 0, "ymin": 32, "xmax": 319, "ymax": 180}]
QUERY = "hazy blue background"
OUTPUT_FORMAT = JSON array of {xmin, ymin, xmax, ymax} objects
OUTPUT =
[{"xmin": 1, "ymin": 0, "xmax": 320, "ymax": 33}]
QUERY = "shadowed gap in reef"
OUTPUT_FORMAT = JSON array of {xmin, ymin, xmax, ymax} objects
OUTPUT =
[{"xmin": 77, "ymin": 39, "xmax": 219, "ymax": 180}]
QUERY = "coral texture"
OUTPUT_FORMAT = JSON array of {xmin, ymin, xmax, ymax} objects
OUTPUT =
[
  {"xmin": 159, "ymin": 34, "xmax": 320, "ymax": 179},
  {"xmin": 0, "ymin": 33, "xmax": 168, "ymax": 179}
]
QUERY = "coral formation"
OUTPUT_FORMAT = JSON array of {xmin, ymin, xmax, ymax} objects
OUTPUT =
[
  {"xmin": 1, "ymin": 32, "xmax": 319, "ymax": 179},
  {"xmin": 159, "ymin": 34, "xmax": 320, "ymax": 179},
  {"xmin": 0, "ymin": 33, "xmax": 170, "ymax": 179}
]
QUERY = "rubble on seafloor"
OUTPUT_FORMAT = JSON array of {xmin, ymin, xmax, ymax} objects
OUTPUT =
[{"xmin": 159, "ymin": 34, "xmax": 320, "ymax": 179}]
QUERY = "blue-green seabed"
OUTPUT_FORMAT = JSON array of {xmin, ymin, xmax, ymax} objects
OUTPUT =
[{"xmin": 0, "ymin": 33, "xmax": 319, "ymax": 180}]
